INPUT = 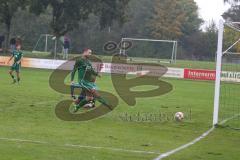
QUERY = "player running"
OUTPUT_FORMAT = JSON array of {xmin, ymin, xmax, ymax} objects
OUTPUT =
[
  {"xmin": 70, "ymin": 48, "xmax": 112, "ymax": 112},
  {"xmin": 8, "ymin": 45, "xmax": 23, "ymax": 84}
]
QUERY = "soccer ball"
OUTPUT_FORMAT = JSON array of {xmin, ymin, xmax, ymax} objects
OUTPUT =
[
  {"xmin": 174, "ymin": 112, "xmax": 184, "ymax": 121},
  {"xmin": 52, "ymin": 36, "xmax": 56, "ymax": 40}
]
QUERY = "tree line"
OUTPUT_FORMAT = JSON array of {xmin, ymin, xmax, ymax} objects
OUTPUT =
[{"xmin": 0, "ymin": 0, "xmax": 239, "ymax": 60}]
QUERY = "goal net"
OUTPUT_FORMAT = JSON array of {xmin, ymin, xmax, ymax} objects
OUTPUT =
[
  {"xmin": 214, "ymin": 20, "xmax": 240, "ymax": 130},
  {"xmin": 119, "ymin": 38, "xmax": 178, "ymax": 64},
  {"xmin": 32, "ymin": 34, "xmax": 55, "ymax": 53}
]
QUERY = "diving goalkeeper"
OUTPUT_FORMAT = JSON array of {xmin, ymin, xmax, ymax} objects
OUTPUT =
[{"xmin": 70, "ymin": 48, "xmax": 112, "ymax": 112}]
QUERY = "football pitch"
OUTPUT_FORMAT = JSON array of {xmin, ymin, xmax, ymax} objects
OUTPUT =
[{"xmin": 0, "ymin": 66, "xmax": 239, "ymax": 160}]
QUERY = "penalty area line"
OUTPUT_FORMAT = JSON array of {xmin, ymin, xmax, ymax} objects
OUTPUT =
[{"xmin": 0, "ymin": 137, "xmax": 160, "ymax": 155}]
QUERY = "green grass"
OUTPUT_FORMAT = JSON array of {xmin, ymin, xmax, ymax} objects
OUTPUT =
[{"xmin": 0, "ymin": 66, "xmax": 239, "ymax": 160}]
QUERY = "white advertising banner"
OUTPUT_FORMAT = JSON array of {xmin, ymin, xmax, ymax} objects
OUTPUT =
[
  {"xmin": 2, "ymin": 56, "xmax": 239, "ymax": 82},
  {"xmin": 221, "ymin": 71, "xmax": 240, "ymax": 83},
  {"xmin": 163, "ymin": 67, "xmax": 184, "ymax": 78},
  {"xmin": 0, "ymin": 56, "xmax": 65, "ymax": 69}
]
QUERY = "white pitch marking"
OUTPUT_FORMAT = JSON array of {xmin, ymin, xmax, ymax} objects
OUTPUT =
[
  {"xmin": 0, "ymin": 137, "xmax": 160, "ymax": 155},
  {"xmin": 153, "ymin": 127, "xmax": 215, "ymax": 160},
  {"xmin": 0, "ymin": 137, "xmax": 48, "ymax": 144},
  {"xmin": 65, "ymin": 144, "xmax": 160, "ymax": 154},
  {"xmin": 1, "ymin": 116, "xmax": 238, "ymax": 159},
  {"xmin": 153, "ymin": 115, "xmax": 239, "ymax": 160}
]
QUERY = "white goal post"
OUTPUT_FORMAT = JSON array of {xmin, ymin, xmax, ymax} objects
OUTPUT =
[
  {"xmin": 119, "ymin": 38, "xmax": 178, "ymax": 64},
  {"xmin": 213, "ymin": 20, "xmax": 224, "ymax": 126},
  {"xmin": 213, "ymin": 20, "xmax": 240, "ymax": 126}
]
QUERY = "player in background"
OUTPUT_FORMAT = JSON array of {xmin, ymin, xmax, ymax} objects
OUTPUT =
[
  {"xmin": 71, "ymin": 48, "xmax": 112, "ymax": 112},
  {"xmin": 7, "ymin": 44, "xmax": 23, "ymax": 84}
]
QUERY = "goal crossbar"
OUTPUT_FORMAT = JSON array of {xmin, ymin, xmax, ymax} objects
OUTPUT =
[
  {"xmin": 120, "ymin": 38, "xmax": 178, "ymax": 64},
  {"xmin": 225, "ymin": 22, "xmax": 240, "ymax": 32},
  {"xmin": 122, "ymin": 38, "xmax": 177, "ymax": 43}
]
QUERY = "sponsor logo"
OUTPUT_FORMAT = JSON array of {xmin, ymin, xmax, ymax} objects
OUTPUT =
[{"xmin": 184, "ymin": 69, "xmax": 216, "ymax": 81}]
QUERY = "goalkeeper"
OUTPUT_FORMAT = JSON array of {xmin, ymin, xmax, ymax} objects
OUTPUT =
[{"xmin": 70, "ymin": 48, "xmax": 112, "ymax": 112}]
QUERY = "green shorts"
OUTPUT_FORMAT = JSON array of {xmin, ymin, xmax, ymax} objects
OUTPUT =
[
  {"xmin": 80, "ymin": 80, "xmax": 98, "ymax": 91},
  {"xmin": 10, "ymin": 63, "xmax": 21, "ymax": 72}
]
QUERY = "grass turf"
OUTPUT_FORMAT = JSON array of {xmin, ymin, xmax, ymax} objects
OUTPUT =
[{"xmin": 0, "ymin": 66, "xmax": 239, "ymax": 160}]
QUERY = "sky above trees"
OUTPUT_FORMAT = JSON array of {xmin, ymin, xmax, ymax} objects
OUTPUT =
[{"xmin": 194, "ymin": 0, "xmax": 231, "ymax": 28}]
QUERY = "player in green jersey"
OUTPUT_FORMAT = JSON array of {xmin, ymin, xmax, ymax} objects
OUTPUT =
[
  {"xmin": 7, "ymin": 45, "xmax": 23, "ymax": 84},
  {"xmin": 70, "ymin": 48, "xmax": 112, "ymax": 112},
  {"xmin": 70, "ymin": 48, "xmax": 96, "ymax": 107}
]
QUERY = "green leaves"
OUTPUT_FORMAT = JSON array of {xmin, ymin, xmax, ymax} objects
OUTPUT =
[
  {"xmin": 223, "ymin": 4, "xmax": 240, "ymax": 22},
  {"xmin": 224, "ymin": 0, "xmax": 240, "ymax": 4},
  {"xmin": 148, "ymin": 0, "xmax": 201, "ymax": 40},
  {"xmin": 29, "ymin": 0, "xmax": 130, "ymax": 36},
  {"xmin": 0, "ymin": 0, "xmax": 28, "ymax": 49}
]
